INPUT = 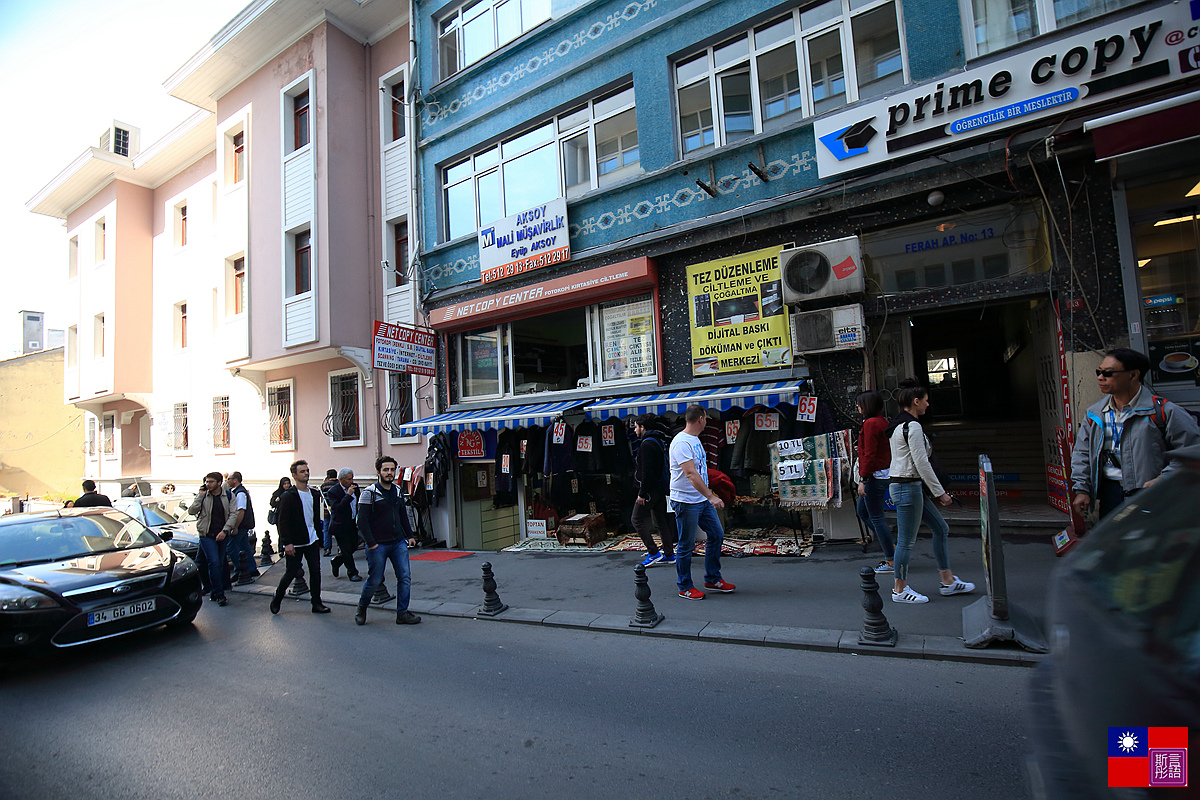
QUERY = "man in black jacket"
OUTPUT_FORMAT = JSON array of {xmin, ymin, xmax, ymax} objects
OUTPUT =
[
  {"xmin": 327, "ymin": 468, "xmax": 363, "ymax": 582},
  {"xmin": 74, "ymin": 480, "xmax": 112, "ymax": 508},
  {"xmin": 354, "ymin": 455, "xmax": 419, "ymax": 626},
  {"xmin": 633, "ymin": 414, "xmax": 676, "ymax": 568},
  {"xmin": 270, "ymin": 459, "xmax": 331, "ymax": 615}
]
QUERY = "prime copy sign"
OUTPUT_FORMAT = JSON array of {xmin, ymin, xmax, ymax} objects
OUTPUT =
[
  {"xmin": 478, "ymin": 197, "xmax": 570, "ymax": 283},
  {"xmin": 815, "ymin": 2, "xmax": 1196, "ymax": 178},
  {"xmin": 372, "ymin": 321, "xmax": 436, "ymax": 376}
]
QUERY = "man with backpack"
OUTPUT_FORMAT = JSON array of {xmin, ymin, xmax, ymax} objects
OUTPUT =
[
  {"xmin": 354, "ymin": 455, "xmax": 421, "ymax": 627},
  {"xmin": 633, "ymin": 414, "xmax": 676, "ymax": 568},
  {"xmin": 1071, "ymin": 348, "xmax": 1200, "ymax": 519}
]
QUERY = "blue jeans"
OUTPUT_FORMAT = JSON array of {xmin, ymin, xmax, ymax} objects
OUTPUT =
[
  {"xmin": 359, "ymin": 540, "xmax": 411, "ymax": 612},
  {"xmin": 197, "ymin": 535, "xmax": 228, "ymax": 600},
  {"xmin": 855, "ymin": 477, "xmax": 894, "ymax": 560},
  {"xmin": 226, "ymin": 530, "xmax": 258, "ymax": 576},
  {"xmin": 319, "ymin": 519, "xmax": 330, "ymax": 550},
  {"xmin": 889, "ymin": 481, "xmax": 950, "ymax": 582},
  {"xmin": 670, "ymin": 500, "xmax": 723, "ymax": 591}
]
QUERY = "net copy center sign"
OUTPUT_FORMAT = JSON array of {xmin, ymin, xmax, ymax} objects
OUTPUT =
[
  {"xmin": 478, "ymin": 197, "xmax": 570, "ymax": 283},
  {"xmin": 372, "ymin": 321, "xmax": 436, "ymax": 376}
]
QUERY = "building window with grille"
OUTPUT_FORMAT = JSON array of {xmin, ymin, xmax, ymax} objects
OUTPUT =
[
  {"xmin": 172, "ymin": 403, "xmax": 189, "ymax": 452},
  {"xmin": 267, "ymin": 381, "xmax": 294, "ymax": 448},
  {"xmin": 212, "ymin": 396, "xmax": 231, "ymax": 450},
  {"xmin": 384, "ymin": 371, "xmax": 414, "ymax": 439},
  {"xmin": 326, "ymin": 370, "xmax": 362, "ymax": 446},
  {"xmin": 86, "ymin": 415, "xmax": 97, "ymax": 458},
  {"xmin": 102, "ymin": 412, "xmax": 116, "ymax": 457}
]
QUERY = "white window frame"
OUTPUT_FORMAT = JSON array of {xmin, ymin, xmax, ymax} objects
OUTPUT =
[
  {"xmin": 226, "ymin": 254, "xmax": 247, "ymax": 317},
  {"xmin": 380, "ymin": 65, "xmax": 408, "ymax": 147},
  {"xmin": 281, "ymin": 73, "xmax": 313, "ymax": 155},
  {"xmin": 327, "ymin": 368, "xmax": 365, "ymax": 448},
  {"xmin": 102, "ymin": 412, "xmax": 117, "ymax": 459},
  {"xmin": 224, "ymin": 121, "xmax": 247, "ymax": 187},
  {"xmin": 960, "ymin": 0, "xmax": 1122, "ymax": 59},
  {"xmin": 171, "ymin": 403, "xmax": 190, "ymax": 454},
  {"xmin": 386, "ymin": 219, "xmax": 409, "ymax": 291},
  {"xmin": 93, "ymin": 313, "xmax": 106, "ymax": 359},
  {"xmin": 266, "ymin": 379, "xmax": 296, "ymax": 452},
  {"xmin": 285, "ymin": 226, "xmax": 314, "ymax": 298},
  {"xmin": 438, "ymin": 0, "xmax": 552, "ymax": 81},
  {"xmin": 441, "ymin": 83, "xmax": 640, "ymax": 242},
  {"xmin": 385, "ymin": 370, "xmax": 420, "ymax": 445},
  {"xmin": 673, "ymin": 0, "xmax": 907, "ymax": 157}
]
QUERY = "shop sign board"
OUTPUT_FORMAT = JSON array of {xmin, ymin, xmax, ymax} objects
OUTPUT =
[
  {"xmin": 815, "ymin": 2, "xmax": 1197, "ymax": 179},
  {"xmin": 458, "ymin": 430, "xmax": 485, "ymax": 458},
  {"xmin": 478, "ymin": 198, "xmax": 570, "ymax": 283},
  {"xmin": 371, "ymin": 321, "xmax": 436, "ymax": 376},
  {"xmin": 686, "ymin": 245, "xmax": 792, "ymax": 376},
  {"xmin": 796, "ymin": 396, "xmax": 818, "ymax": 422},
  {"xmin": 526, "ymin": 519, "xmax": 548, "ymax": 538}
]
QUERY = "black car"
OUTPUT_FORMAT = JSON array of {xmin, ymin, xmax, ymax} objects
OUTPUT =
[
  {"xmin": 0, "ymin": 507, "xmax": 203, "ymax": 653},
  {"xmin": 113, "ymin": 495, "xmax": 200, "ymax": 560},
  {"xmin": 1027, "ymin": 448, "xmax": 1200, "ymax": 799}
]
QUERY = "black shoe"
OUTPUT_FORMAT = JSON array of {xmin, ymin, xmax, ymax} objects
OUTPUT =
[
  {"xmin": 396, "ymin": 611, "xmax": 421, "ymax": 625},
  {"xmin": 355, "ymin": 607, "xmax": 366, "ymax": 626},
  {"xmin": 236, "ymin": 575, "xmax": 256, "ymax": 586},
  {"xmin": 323, "ymin": 548, "xmax": 332, "ymax": 557},
  {"xmin": 371, "ymin": 591, "xmax": 396, "ymax": 605},
  {"xmin": 331, "ymin": 560, "xmax": 340, "ymax": 578},
  {"xmin": 216, "ymin": 595, "xmax": 228, "ymax": 607},
  {"xmin": 270, "ymin": 595, "xmax": 282, "ymax": 615},
  {"xmin": 311, "ymin": 603, "xmax": 331, "ymax": 614},
  {"xmin": 348, "ymin": 574, "xmax": 363, "ymax": 582}
]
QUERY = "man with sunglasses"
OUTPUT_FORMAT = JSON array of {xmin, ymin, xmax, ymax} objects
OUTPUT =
[{"xmin": 1070, "ymin": 348, "xmax": 1200, "ymax": 519}]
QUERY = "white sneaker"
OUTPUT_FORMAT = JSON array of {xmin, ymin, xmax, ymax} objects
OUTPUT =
[
  {"xmin": 939, "ymin": 576, "xmax": 975, "ymax": 596},
  {"xmin": 891, "ymin": 586, "xmax": 928, "ymax": 604},
  {"xmin": 873, "ymin": 561, "xmax": 894, "ymax": 573}
]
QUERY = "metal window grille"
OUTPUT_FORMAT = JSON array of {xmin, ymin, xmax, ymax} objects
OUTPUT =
[
  {"xmin": 268, "ymin": 385, "xmax": 292, "ymax": 446},
  {"xmin": 113, "ymin": 127, "xmax": 130, "ymax": 157},
  {"xmin": 172, "ymin": 403, "xmax": 189, "ymax": 451},
  {"xmin": 381, "ymin": 371, "xmax": 414, "ymax": 434},
  {"xmin": 324, "ymin": 373, "xmax": 360, "ymax": 442},
  {"xmin": 102, "ymin": 415, "xmax": 115, "ymax": 455},
  {"xmin": 86, "ymin": 417, "xmax": 97, "ymax": 457},
  {"xmin": 213, "ymin": 396, "xmax": 231, "ymax": 449}
]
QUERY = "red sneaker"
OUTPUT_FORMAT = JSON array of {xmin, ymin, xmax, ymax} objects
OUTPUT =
[
  {"xmin": 703, "ymin": 580, "xmax": 736, "ymax": 593},
  {"xmin": 678, "ymin": 588, "xmax": 705, "ymax": 600}
]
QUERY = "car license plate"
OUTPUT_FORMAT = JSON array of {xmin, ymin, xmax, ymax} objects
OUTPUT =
[{"xmin": 87, "ymin": 599, "xmax": 156, "ymax": 626}]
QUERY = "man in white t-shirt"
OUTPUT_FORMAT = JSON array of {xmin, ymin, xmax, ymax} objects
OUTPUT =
[
  {"xmin": 270, "ymin": 459, "xmax": 332, "ymax": 615},
  {"xmin": 668, "ymin": 404, "xmax": 736, "ymax": 600}
]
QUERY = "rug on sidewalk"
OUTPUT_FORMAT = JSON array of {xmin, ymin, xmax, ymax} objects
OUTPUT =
[
  {"xmin": 410, "ymin": 551, "xmax": 474, "ymax": 562},
  {"xmin": 502, "ymin": 530, "xmax": 816, "ymax": 556}
]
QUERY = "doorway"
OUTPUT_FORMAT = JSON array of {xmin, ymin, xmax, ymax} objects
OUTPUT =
[{"xmin": 456, "ymin": 461, "xmax": 521, "ymax": 550}]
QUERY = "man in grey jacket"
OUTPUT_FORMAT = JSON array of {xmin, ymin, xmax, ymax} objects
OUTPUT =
[
  {"xmin": 188, "ymin": 472, "xmax": 239, "ymax": 606},
  {"xmin": 1071, "ymin": 348, "xmax": 1200, "ymax": 519}
]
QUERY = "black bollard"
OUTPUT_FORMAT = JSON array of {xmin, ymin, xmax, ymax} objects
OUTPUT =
[
  {"xmin": 628, "ymin": 563, "xmax": 664, "ymax": 628},
  {"xmin": 477, "ymin": 562, "xmax": 508, "ymax": 616},
  {"xmin": 857, "ymin": 566, "xmax": 897, "ymax": 646},
  {"xmin": 290, "ymin": 575, "xmax": 310, "ymax": 596},
  {"xmin": 259, "ymin": 531, "xmax": 276, "ymax": 566}
]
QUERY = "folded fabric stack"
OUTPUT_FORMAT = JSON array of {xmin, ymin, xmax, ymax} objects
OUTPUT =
[{"xmin": 770, "ymin": 430, "xmax": 855, "ymax": 509}]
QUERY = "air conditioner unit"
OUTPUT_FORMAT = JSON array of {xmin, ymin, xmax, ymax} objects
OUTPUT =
[
  {"xmin": 789, "ymin": 303, "xmax": 866, "ymax": 355},
  {"xmin": 779, "ymin": 235, "xmax": 864, "ymax": 304}
]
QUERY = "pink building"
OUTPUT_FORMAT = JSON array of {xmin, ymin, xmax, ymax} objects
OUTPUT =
[{"xmin": 27, "ymin": 2, "xmax": 425, "ymax": 520}]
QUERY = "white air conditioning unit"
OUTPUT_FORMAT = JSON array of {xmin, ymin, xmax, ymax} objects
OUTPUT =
[
  {"xmin": 779, "ymin": 235, "xmax": 864, "ymax": 304},
  {"xmin": 789, "ymin": 303, "xmax": 866, "ymax": 354}
]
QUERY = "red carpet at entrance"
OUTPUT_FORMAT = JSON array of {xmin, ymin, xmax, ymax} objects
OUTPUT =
[{"xmin": 410, "ymin": 551, "xmax": 474, "ymax": 562}]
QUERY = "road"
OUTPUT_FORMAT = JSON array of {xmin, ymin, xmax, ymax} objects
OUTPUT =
[{"xmin": 0, "ymin": 593, "xmax": 1034, "ymax": 800}]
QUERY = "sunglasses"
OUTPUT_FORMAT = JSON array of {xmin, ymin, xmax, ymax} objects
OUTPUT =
[{"xmin": 1095, "ymin": 368, "xmax": 1132, "ymax": 378}]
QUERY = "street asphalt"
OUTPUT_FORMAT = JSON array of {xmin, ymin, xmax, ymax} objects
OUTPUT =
[{"xmin": 241, "ymin": 532, "xmax": 1057, "ymax": 667}]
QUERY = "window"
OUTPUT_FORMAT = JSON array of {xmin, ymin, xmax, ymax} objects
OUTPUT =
[
  {"xmin": 176, "ymin": 203, "xmax": 188, "ymax": 247},
  {"xmin": 455, "ymin": 293, "xmax": 657, "ymax": 400},
  {"xmin": 293, "ymin": 91, "xmax": 310, "ymax": 151},
  {"xmin": 69, "ymin": 236, "xmax": 78, "ymax": 279},
  {"xmin": 67, "ymin": 326, "xmax": 78, "ymax": 368},
  {"xmin": 438, "ymin": 0, "xmax": 551, "ymax": 79},
  {"xmin": 93, "ymin": 314, "xmax": 105, "ymax": 359},
  {"xmin": 86, "ymin": 415, "xmax": 97, "ymax": 458},
  {"xmin": 172, "ymin": 403, "xmax": 189, "ymax": 452},
  {"xmin": 102, "ymin": 412, "xmax": 116, "ymax": 457},
  {"xmin": 232, "ymin": 131, "xmax": 245, "ymax": 183},
  {"xmin": 326, "ymin": 370, "xmax": 362, "ymax": 445},
  {"xmin": 290, "ymin": 229, "xmax": 312, "ymax": 296},
  {"xmin": 95, "ymin": 218, "xmax": 106, "ymax": 262},
  {"xmin": 675, "ymin": 1, "xmax": 903, "ymax": 156},
  {"xmin": 267, "ymin": 380, "xmax": 294, "ymax": 448},
  {"xmin": 174, "ymin": 302, "xmax": 188, "ymax": 349},
  {"xmin": 389, "ymin": 80, "xmax": 405, "ymax": 142},
  {"xmin": 965, "ymin": 0, "xmax": 1130, "ymax": 57},
  {"xmin": 228, "ymin": 257, "xmax": 247, "ymax": 315},
  {"xmin": 112, "ymin": 126, "xmax": 130, "ymax": 157},
  {"xmin": 390, "ymin": 222, "xmax": 408, "ymax": 288},
  {"xmin": 212, "ymin": 396, "xmax": 231, "ymax": 449},
  {"xmin": 384, "ymin": 371, "xmax": 415, "ymax": 438},
  {"xmin": 442, "ymin": 85, "xmax": 639, "ymax": 240}
]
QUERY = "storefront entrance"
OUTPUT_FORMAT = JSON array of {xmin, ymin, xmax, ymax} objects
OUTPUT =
[{"xmin": 456, "ymin": 461, "xmax": 521, "ymax": 551}]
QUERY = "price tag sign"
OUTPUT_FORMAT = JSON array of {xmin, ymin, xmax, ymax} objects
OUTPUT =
[
  {"xmin": 501, "ymin": 454, "xmax": 511, "ymax": 474},
  {"xmin": 526, "ymin": 519, "xmax": 547, "ymax": 538},
  {"xmin": 589, "ymin": 502, "xmax": 597, "ymax": 514},
  {"xmin": 571, "ymin": 477, "xmax": 579, "ymax": 493},
  {"xmin": 725, "ymin": 420, "xmax": 741, "ymax": 444},
  {"xmin": 520, "ymin": 439, "xmax": 528, "ymax": 458},
  {"xmin": 476, "ymin": 469, "xmax": 488, "ymax": 488},
  {"xmin": 425, "ymin": 472, "xmax": 434, "ymax": 490},
  {"xmin": 552, "ymin": 422, "xmax": 567, "ymax": 444},
  {"xmin": 796, "ymin": 396, "xmax": 818, "ymax": 423},
  {"xmin": 754, "ymin": 412, "xmax": 779, "ymax": 431},
  {"xmin": 403, "ymin": 467, "xmax": 413, "ymax": 481},
  {"xmin": 601, "ymin": 425, "xmax": 615, "ymax": 446},
  {"xmin": 776, "ymin": 438, "xmax": 806, "ymax": 457},
  {"xmin": 777, "ymin": 461, "xmax": 807, "ymax": 482},
  {"xmin": 577, "ymin": 436, "xmax": 593, "ymax": 452}
]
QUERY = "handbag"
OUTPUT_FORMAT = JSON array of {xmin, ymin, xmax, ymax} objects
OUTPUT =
[{"xmin": 267, "ymin": 508, "xmax": 278, "ymax": 525}]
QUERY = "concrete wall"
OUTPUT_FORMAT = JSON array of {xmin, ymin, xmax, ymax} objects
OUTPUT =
[{"xmin": 0, "ymin": 349, "xmax": 84, "ymax": 497}]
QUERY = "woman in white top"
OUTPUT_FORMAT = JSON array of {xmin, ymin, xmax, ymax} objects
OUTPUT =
[{"xmin": 885, "ymin": 378, "xmax": 974, "ymax": 604}]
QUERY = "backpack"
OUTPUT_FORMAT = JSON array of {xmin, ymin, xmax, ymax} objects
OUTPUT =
[
  {"xmin": 1149, "ymin": 395, "xmax": 1200, "ymax": 438},
  {"xmin": 232, "ymin": 484, "xmax": 255, "ymax": 530},
  {"xmin": 643, "ymin": 435, "xmax": 670, "ymax": 497}
]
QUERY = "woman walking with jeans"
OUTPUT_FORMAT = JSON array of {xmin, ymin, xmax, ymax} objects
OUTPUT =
[
  {"xmin": 885, "ymin": 379, "xmax": 974, "ymax": 604},
  {"xmin": 854, "ymin": 391, "xmax": 895, "ymax": 573}
]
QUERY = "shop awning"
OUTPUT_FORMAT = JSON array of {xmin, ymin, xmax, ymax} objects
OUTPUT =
[
  {"xmin": 586, "ymin": 381, "xmax": 805, "ymax": 419},
  {"xmin": 1084, "ymin": 90, "xmax": 1200, "ymax": 161},
  {"xmin": 396, "ymin": 400, "xmax": 590, "ymax": 435}
]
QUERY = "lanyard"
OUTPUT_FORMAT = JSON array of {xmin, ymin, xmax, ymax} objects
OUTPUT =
[{"xmin": 1106, "ymin": 408, "xmax": 1123, "ymax": 453}]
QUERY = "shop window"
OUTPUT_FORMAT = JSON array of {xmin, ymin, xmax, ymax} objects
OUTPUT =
[
  {"xmin": 326, "ymin": 370, "xmax": 363, "ymax": 446},
  {"xmin": 674, "ymin": 0, "xmax": 904, "ymax": 156},
  {"xmin": 963, "ymin": 0, "xmax": 1131, "ymax": 57},
  {"xmin": 862, "ymin": 204, "xmax": 1049, "ymax": 294},
  {"xmin": 442, "ymin": 84, "xmax": 639, "ymax": 241},
  {"xmin": 455, "ymin": 293, "xmax": 657, "ymax": 401},
  {"xmin": 438, "ymin": 0, "xmax": 551, "ymax": 80},
  {"xmin": 212, "ymin": 396, "xmax": 231, "ymax": 450},
  {"xmin": 267, "ymin": 380, "xmax": 294, "ymax": 448}
]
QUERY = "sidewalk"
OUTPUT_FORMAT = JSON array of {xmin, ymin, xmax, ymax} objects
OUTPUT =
[{"xmin": 236, "ymin": 534, "xmax": 1056, "ymax": 667}]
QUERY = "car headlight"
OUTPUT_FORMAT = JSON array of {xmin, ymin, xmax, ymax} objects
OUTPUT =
[
  {"xmin": 171, "ymin": 554, "xmax": 199, "ymax": 581},
  {"xmin": 0, "ymin": 583, "xmax": 60, "ymax": 611}
]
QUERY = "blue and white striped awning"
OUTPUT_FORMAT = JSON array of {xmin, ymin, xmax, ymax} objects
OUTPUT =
[
  {"xmin": 396, "ymin": 400, "xmax": 590, "ymax": 435},
  {"xmin": 586, "ymin": 381, "xmax": 805, "ymax": 419}
]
